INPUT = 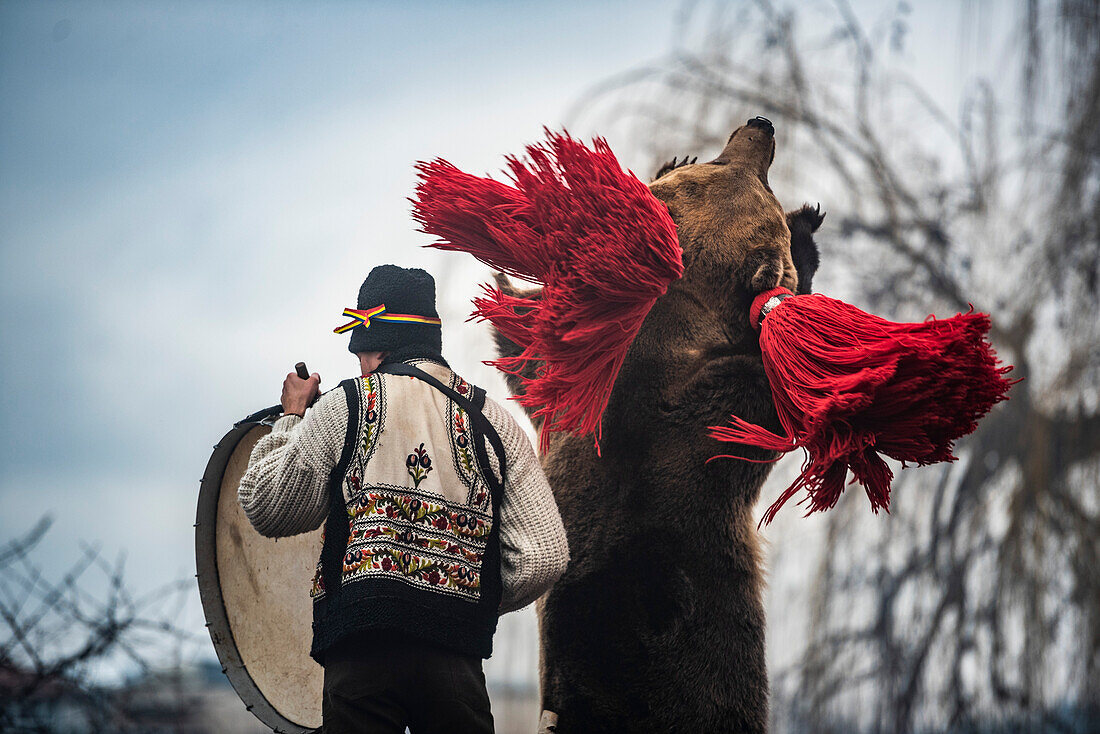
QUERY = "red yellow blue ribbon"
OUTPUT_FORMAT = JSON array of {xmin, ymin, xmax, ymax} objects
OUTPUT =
[{"xmin": 334, "ymin": 304, "xmax": 442, "ymax": 334}]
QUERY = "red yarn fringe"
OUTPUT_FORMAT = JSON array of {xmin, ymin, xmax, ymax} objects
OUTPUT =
[
  {"xmin": 412, "ymin": 130, "xmax": 683, "ymax": 451},
  {"xmin": 710, "ymin": 290, "xmax": 1016, "ymax": 525}
]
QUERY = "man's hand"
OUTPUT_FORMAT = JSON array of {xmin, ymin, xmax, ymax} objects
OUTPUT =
[{"xmin": 281, "ymin": 371, "xmax": 321, "ymax": 418}]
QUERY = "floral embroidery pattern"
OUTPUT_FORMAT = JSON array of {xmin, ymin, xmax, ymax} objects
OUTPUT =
[
  {"xmin": 454, "ymin": 410, "xmax": 475, "ymax": 473},
  {"xmin": 326, "ymin": 489, "xmax": 492, "ymax": 601},
  {"xmin": 406, "ymin": 443, "xmax": 433, "ymax": 488},
  {"xmin": 448, "ymin": 376, "xmax": 490, "ymax": 509},
  {"xmin": 350, "ymin": 524, "xmax": 483, "ymax": 564},
  {"xmin": 362, "ymin": 376, "xmax": 379, "ymax": 454},
  {"xmin": 347, "ymin": 491, "xmax": 491, "ymax": 541},
  {"xmin": 344, "ymin": 375, "xmax": 385, "ymax": 502},
  {"xmin": 343, "ymin": 547, "xmax": 480, "ymax": 592}
]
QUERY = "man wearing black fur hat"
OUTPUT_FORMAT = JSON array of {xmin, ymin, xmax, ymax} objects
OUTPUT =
[{"xmin": 239, "ymin": 265, "xmax": 568, "ymax": 734}]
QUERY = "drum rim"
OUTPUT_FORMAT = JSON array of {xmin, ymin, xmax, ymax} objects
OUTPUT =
[{"xmin": 195, "ymin": 418, "xmax": 318, "ymax": 734}]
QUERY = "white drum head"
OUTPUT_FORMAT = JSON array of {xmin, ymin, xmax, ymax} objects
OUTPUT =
[{"xmin": 197, "ymin": 421, "xmax": 323, "ymax": 732}]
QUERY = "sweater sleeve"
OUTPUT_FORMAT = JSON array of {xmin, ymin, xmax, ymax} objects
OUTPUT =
[
  {"xmin": 237, "ymin": 387, "xmax": 349, "ymax": 538},
  {"xmin": 482, "ymin": 397, "xmax": 570, "ymax": 614}
]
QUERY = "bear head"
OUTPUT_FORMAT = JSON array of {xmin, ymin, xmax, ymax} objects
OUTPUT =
[
  {"xmin": 647, "ymin": 117, "xmax": 823, "ymax": 348},
  {"xmin": 493, "ymin": 118, "xmax": 824, "ymax": 461}
]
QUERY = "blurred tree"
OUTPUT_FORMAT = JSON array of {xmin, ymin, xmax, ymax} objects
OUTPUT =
[
  {"xmin": 0, "ymin": 517, "xmax": 197, "ymax": 733},
  {"xmin": 573, "ymin": 1, "xmax": 1099, "ymax": 731}
]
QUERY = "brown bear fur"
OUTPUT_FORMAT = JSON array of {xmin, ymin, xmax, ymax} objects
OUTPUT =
[{"xmin": 494, "ymin": 122, "xmax": 823, "ymax": 733}]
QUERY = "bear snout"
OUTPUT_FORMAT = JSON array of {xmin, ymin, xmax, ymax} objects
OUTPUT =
[{"xmin": 746, "ymin": 116, "xmax": 774, "ymax": 136}]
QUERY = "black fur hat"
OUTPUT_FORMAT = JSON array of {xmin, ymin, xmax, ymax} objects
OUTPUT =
[{"xmin": 348, "ymin": 265, "xmax": 443, "ymax": 363}]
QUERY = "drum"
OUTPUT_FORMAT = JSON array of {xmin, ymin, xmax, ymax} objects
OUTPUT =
[{"xmin": 195, "ymin": 406, "xmax": 323, "ymax": 733}]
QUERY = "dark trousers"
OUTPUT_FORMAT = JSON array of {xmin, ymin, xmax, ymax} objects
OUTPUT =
[{"xmin": 322, "ymin": 634, "xmax": 494, "ymax": 734}]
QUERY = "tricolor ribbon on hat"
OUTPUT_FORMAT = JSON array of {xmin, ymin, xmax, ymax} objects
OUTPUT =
[{"xmin": 333, "ymin": 305, "xmax": 442, "ymax": 334}]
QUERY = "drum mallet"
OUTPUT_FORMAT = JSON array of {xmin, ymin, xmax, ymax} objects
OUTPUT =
[
  {"xmin": 234, "ymin": 362, "xmax": 316, "ymax": 425},
  {"xmin": 292, "ymin": 362, "xmax": 321, "ymax": 409}
]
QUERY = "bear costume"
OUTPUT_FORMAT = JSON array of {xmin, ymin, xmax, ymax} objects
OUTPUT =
[{"xmin": 494, "ymin": 118, "xmax": 824, "ymax": 733}]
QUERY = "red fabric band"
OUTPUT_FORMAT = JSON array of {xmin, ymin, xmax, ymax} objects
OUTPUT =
[{"xmin": 749, "ymin": 287, "xmax": 794, "ymax": 331}]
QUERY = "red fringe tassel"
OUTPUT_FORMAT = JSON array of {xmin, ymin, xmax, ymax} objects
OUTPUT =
[
  {"xmin": 412, "ymin": 130, "xmax": 683, "ymax": 451},
  {"xmin": 710, "ymin": 290, "xmax": 1016, "ymax": 525}
]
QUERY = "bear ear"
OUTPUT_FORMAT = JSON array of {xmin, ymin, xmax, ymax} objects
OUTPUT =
[
  {"xmin": 653, "ymin": 155, "xmax": 698, "ymax": 182},
  {"xmin": 493, "ymin": 271, "xmax": 542, "ymax": 302},
  {"xmin": 787, "ymin": 203, "xmax": 825, "ymax": 295}
]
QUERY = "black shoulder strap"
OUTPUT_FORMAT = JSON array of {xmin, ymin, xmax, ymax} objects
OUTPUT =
[
  {"xmin": 319, "ymin": 379, "xmax": 362, "ymax": 604},
  {"xmin": 373, "ymin": 363, "xmax": 507, "ymax": 494}
]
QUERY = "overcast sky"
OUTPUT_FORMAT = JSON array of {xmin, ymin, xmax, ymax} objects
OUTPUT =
[
  {"xmin": 0, "ymin": 0, "xmax": 1015, "ymax": 687},
  {"xmin": 0, "ymin": 0, "xmax": 710, "ymax": 689}
]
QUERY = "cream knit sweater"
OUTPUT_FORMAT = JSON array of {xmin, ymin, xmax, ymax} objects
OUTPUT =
[{"xmin": 239, "ymin": 364, "xmax": 569, "ymax": 614}]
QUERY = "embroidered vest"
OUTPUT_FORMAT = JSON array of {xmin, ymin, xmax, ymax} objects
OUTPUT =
[{"xmin": 309, "ymin": 361, "xmax": 504, "ymax": 662}]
